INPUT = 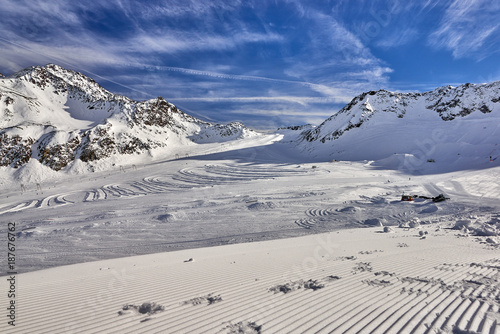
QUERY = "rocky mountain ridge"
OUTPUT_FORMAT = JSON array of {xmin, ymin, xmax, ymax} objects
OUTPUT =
[
  {"xmin": 295, "ymin": 81, "xmax": 500, "ymax": 168},
  {"xmin": 302, "ymin": 82, "xmax": 500, "ymax": 144},
  {"xmin": 0, "ymin": 64, "xmax": 257, "ymax": 171}
]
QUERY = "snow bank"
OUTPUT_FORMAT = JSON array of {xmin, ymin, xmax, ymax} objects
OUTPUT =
[
  {"xmin": 12, "ymin": 159, "xmax": 60, "ymax": 185},
  {"xmin": 453, "ymin": 216, "xmax": 500, "ymax": 236}
]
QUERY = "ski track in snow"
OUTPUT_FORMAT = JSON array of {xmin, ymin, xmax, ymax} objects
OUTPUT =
[
  {"xmin": 3, "ymin": 162, "xmax": 318, "ymax": 212},
  {"xmin": 0, "ymin": 194, "xmax": 74, "ymax": 215},
  {"xmin": 0, "ymin": 199, "xmax": 39, "ymax": 214},
  {"xmin": 4, "ymin": 227, "xmax": 499, "ymax": 334}
]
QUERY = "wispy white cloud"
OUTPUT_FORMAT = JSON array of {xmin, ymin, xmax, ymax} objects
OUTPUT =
[
  {"xmin": 0, "ymin": 0, "xmax": 281, "ymax": 67},
  {"xmin": 419, "ymin": 0, "xmax": 445, "ymax": 12},
  {"xmin": 347, "ymin": 67, "xmax": 394, "ymax": 80},
  {"xmin": 231, "ymin": 107, "xmax": 334, "ymax": 120},
  {"xmin": 137, "ymin": 1, "xmax": 243, "ymax": 19},
  {"xmin": 230, "ymin": 107, "xmax": 333, "ymax": 118},
  {"xmin": 0, "ymin": 37, "xmax": 126, "ymax": 72},
  {"xmin": 130, "ymin": 30, "xmax": 283, "ymax": 54},
  {"xmin": 168, "ymin": 96, "xmax": 340, "ymax": 106},
  {"xmin": 277, "ymin": 7, "xmax": 394, "ymax": 100},
  {"xmin": 1, "ymin": 0, "xmax": 81, "ymax": 26},
  {"xmin": 119, "ymin": 63, "xmax": 353, "ymax": 102},
  {"xmin": 429, "ymin": 0, "xmax": 500, "ymax": 59},
  {"xmin": 376, "ymin": 28, "xmax": 419, "ymax": 48}
]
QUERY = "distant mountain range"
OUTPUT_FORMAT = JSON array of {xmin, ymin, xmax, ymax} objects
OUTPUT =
[
  {"xmin": 0, "ymin": 64, "xmax": 257, "ymax": 171},
  {"xmin": 1, "ymin": 64, "xmax": 499, "ymax": 173}
]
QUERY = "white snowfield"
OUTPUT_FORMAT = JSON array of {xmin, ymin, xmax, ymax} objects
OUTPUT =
[
  {"xmin": 5, "ymin": 226, "xmax": 500, "ymax": 334},
  {"xmin": 1, "ymin": 66, "xmax": 500, "ymax": 333},
  {"xmin": 1, "ymin": 133, "xmax": 500, "ymax": 333}
]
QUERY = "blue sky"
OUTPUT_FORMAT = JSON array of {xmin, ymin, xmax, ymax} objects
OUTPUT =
[{"xmin": 1, "ymin": 0, "xmax": 500, "ymax": 129}]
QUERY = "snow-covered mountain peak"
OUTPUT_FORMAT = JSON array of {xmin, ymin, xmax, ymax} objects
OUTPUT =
[
  {"xmin": 0, "ymin": 65, "xmax": 259, "ymax": 172},
  {"xmin": 297, "ymin": 82, "xmax": 500, "ymax": 171},
  {"xmin": 11, "ymin": 64, "xmax": 124, "ymax": 103}
]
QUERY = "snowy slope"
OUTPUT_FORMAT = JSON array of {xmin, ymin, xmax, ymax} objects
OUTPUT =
[
  {"xmin": 0, "ymin": 64, "xmax": 258, "ymax": 172},
  {"xmin": 5, "ymin": 227, "xmax": 500, "ymax": 334},
  {"xmin": 296, "ymin": 83, "xmax": 500, "ymax": 172}
]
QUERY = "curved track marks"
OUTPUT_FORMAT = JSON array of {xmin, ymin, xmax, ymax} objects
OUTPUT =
[
  {"xmin": 305, "ymin": 208, "xmax": 337, "ymax": 218},
  {"xmin": 1, "ymin": 162, "xmax": 313, "ymax": 214},
  {"xmin": 0, "ymin": 200, "xmax": 39, "ymax": 214},
  {"xmin": 295, "ymin": 207, "xmax": 337, "ymax": 229}
]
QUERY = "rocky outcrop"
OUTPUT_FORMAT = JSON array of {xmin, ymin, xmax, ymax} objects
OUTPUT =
[
  {"xmin": 0, "ymin": 134, "xmax": 34, "ymax": 168},
  {"xmin": 133, "ymin": 97, "xmax": 183, "ymax": 128}
]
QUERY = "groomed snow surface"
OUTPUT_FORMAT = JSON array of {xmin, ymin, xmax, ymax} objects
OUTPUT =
[{"xmin": 1, "ymin": 134, "xmax": 500, "ymax": 333}]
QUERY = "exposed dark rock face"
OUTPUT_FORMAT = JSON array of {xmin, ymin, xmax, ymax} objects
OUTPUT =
[
  {"xmin": 133, "ymin": 97, "xmax": 181, "ymax": 127},
  {"xmin": 79, "ymin": 125, "xmax": 117, "ymax": 162},
  {"xmin": 0, "ymin": 134, "xmax": 34, "ymax": 168},
  {"xmin": 38, "ymin": 137, "xmax": 81, "ymax": 171}
]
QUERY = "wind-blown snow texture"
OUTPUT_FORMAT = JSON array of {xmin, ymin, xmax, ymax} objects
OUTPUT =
[{"xmin": 0, "ymin": 64, "xmax": 257, "ymax": 171}]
